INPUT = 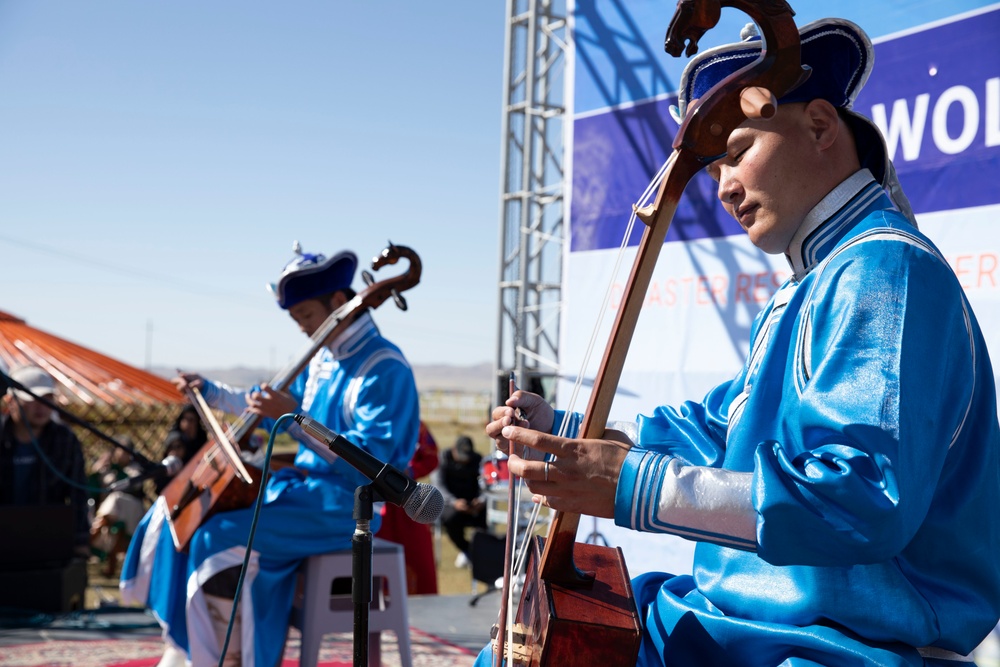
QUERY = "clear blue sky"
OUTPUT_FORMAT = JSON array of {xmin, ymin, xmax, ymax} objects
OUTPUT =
[
  {"xmin": 0, "ymin": 1, "xmax": 507, "ymax": 373},
  {"xmin": 3, "ymin": 1, "xmax": 989, "ymax": 376}
]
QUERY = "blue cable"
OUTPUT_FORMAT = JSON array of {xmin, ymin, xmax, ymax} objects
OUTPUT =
[{"xmin": 217, "ymin": 413, "xmax": 291, "ymax": 667}]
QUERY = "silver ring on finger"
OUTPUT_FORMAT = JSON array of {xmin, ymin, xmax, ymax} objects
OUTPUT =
[{"xmin": 544, "ymin": 460, "xmax": 550, "ymax": 482}]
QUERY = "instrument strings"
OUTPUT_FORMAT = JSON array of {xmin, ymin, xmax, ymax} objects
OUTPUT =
[
  {"xmin": 558, "ymin": 151, "xmax": 675, "ymax": 441},
  {"xmin": 188, "ymin": 386, "xmax": 254, "ymax": 483},
  {"xmin": 498, "ymin": 152, "xmax": 675, "ymax": 662}
]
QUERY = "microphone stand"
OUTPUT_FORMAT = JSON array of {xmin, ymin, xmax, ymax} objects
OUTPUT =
[{"xmin": 352, "ymin": 484, "xmax": 378, "ymax": 667}]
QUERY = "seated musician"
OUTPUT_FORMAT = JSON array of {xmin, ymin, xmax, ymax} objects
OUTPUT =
[
  {"xmin": 120, "ymin": 243, "xmax": 420, "ymax": 667},
  {"xmin": 478, "ymin": 18, "xmax": 1000, "ymax": 667}
]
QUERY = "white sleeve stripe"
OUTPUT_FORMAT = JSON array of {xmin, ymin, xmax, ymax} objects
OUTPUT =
[{"xmin": 632, "ymin": 451, "xmax": 757, "ymax": 551}]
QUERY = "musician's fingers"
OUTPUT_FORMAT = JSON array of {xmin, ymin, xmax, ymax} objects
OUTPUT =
[
  {"xmin": 504, "ymin": 390, "xmax": 524, "ymax": 408},
  {"xmin": 490, "ymin": 404, "xmax": 511, "ymax": 422},
  {"xmin": 504, "ymin": 392, "xmax": 526, "ymax": 422},
  {"xmin": 603, "ymin": 428, "xmax": 634, "ymax": 446},
  {"xmin": 246, "ymin": 391, "xmax": 274, "ymax": 417},
  {"xmin": 530, "ymin": 493, "xmax": 575, "ymax": 512},
  {"xmin": 509, "ymin": 392, "xmax": 555, "ymax": 433},
  {"xmin": 260, "ymin": 383, "xmax": 287, "ymax": 399},
  {"xmin": 509, "ymin": 455, "xmax": 562, "ymax": 486},
  {"xmin": 485, "ymin": 408, "xmax": 512, "ymax": 436},
  {"xmin": 500, "ymin": 425, "xmax": 565, "ymax": 458},
  {"xmin": 506, "ymin": 454, "xmax": 532, "ymax": 479},
  {"xmin": 173, "ymin": 373, "xmax": 203, "ymax": 392},
  {"xmin": 486, "ymin": 408, "xmax": 519, "ymax": 454},
  {"xmin": 528, "ymin": 492, "xmax": 577, "ymax": 515}
]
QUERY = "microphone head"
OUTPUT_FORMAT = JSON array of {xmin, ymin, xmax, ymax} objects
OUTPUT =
[
  {"xmin": 162, "ymin": 455, "xmax": 184, "ymax": 476},
  {"xmin": 403, "ymin": 483, "xmax": 445, "ymax": 525},
  {"xmin": 108, "ymin": 477, "xmax": 132, "ymax": 492}
]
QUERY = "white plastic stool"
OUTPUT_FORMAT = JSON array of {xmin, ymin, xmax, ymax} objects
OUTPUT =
[{"xmin": 290, "ymin": 538, "xmax": 412, "ymax": 667}]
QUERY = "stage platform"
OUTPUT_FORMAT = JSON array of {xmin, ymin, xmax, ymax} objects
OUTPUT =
[
  {"xmin": 0, "ymin": 592, "xmax": 499, "ymax": 656},
  {"xmin": 5, "ymin": 594, "xmax": 1000, "ymax": 666},
  {"xmin": 410, "ymin": 592, "xmax": 499, "ymax": 653}
]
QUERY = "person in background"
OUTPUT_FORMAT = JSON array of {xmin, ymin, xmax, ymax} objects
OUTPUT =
[
  {"xmin": 375, "ymin": 420, "xmax": 440, "ymax": 594},
  {"xmin": 88, "ymin": 445, "xmax": 142, "ymax": 502},
  {"xmin": 0, "ymin": 364, "xmax": 90, "ymax": 557},
  {"xmin": 88, "ymin": 444, "xmax": 147, "ymax": 575},
  {"xmin": 433, "ymin": 434, "xmax": 486, "ymax": 568},
  {"xmin": 478, "ymin": 17, "xmax": 1000, "ymax": 667},
  {"xmin": 120, "ymin": 243, "xmax": 420, "ymax": 667},
  {"xmin": 154, "ymin": 403, "xmax": 208, "ymax": 493}
]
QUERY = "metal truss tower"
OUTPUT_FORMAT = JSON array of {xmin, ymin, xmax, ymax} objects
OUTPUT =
[{"xmin": 494, "ymin": 0, "xmax": 571, "ymax": 405}]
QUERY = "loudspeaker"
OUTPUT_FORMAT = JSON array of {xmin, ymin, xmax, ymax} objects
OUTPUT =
[
  {"xmin": 0, "ymin": 559, "xmax": 87, "ymax": 613},
  {"xmin": 470, "ymin": 530, "xmax": 506, "ymax": 585}
]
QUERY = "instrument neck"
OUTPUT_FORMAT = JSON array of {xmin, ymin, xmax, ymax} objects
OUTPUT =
[
  {"xmin": 538, "ymin": 149, "xmax": 702, "ymax": 582},
  {"xmin": 270, "ymin": 298, "xmax": 366, "ymax": 390},
  {"xmin": 227, "ymin": 299, "xmax": 366, "ymax": 444}
]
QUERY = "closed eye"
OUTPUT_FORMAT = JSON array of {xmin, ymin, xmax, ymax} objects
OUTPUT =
[{"xmin": 706, "ymin": 146, "xmax": 747, "ymax": 182}]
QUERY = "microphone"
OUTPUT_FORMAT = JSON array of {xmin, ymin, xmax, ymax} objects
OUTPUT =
[
  {"xmin": 108, "ymin": 456, "xmax": 184, "ymax": 492},
  {"xmin": 293, "ymin": 415, "xmax": 444, "ymax": 524}
]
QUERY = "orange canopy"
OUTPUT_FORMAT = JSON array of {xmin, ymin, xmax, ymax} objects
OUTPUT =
[{"xmin": 0, "ymin": 310, "xmax": 182, "ymax": 407}]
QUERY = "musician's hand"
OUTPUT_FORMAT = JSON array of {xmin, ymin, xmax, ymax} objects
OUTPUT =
[
  {"xmin": 485, "ymin": 391, "xmax": 554, "ymax": 455},
  {"xmin": 503, "ymin": 425, "xmax": 633, "ymax": 519},
  {"xmin": 246, "ymin": 383, "xmax": 298, "ymax": 420},
  {"xmin": 172, "ymin": 372, "xmax": 204, "ymax": 393}
]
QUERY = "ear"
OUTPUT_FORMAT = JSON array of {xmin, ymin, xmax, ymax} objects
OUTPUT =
[
  {"xmin": 803, "ymin": 99, "xmax": 841, "ymax": 150},
  {"xmin": 329, "ymin": 291, "xmax": 348, "ymax": 310}
]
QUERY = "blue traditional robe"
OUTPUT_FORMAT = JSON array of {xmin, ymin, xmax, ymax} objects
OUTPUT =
[
  {"xmin": 121, "ymin": 312, "xmax": 419, "ymax": 667},
  {"xmin": 476, "ymin": 170, "xmax": 1000, "ymax": 666}
]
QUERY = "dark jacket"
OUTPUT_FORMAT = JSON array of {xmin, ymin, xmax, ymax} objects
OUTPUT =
[
  {"xmin": 433, "ymin": 447, "xmax": 483, "ymax": 505},
  {"xmin": 0, "ymin": 416, "xmax": 90, "ymax": 548}
]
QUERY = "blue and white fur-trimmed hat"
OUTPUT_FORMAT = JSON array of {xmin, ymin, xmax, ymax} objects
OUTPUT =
[
  {"xmin": 268, "ymin": 241, "xmax": 357, "ymax": 310},
  {"xmin": 672, "ymin": 18, "xmax": 916, "ymax": 226}
]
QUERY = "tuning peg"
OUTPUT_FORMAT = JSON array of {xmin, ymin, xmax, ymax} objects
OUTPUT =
[
  {"xmin": 740, "ymin": 86, "xmax": 777, "ymax": 120},
  {"xmin": 361, "ymin": 270, "xmax": 375, "ymax": 286},
  {"xmin": 391, "ymin": 290, "xmax": 408, "ymax": 311}
]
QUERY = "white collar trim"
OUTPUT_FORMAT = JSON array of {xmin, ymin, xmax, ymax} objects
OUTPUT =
[{"xmin": 785, "ymin": 169, "xmax": 876, "ymax": 278}]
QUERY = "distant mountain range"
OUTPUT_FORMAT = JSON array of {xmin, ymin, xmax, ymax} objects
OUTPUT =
[{"xmin": 150, "ymin": 362, "xmax": 495, "ymax": 394}]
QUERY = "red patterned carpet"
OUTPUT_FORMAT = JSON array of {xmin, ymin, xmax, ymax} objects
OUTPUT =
[{"xmin": 0, "ymin": 627, "xmax": 476, "ymax": 667}]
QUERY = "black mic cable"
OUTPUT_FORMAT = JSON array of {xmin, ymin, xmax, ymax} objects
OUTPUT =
[{"xmin": 107, "ymin": 455, "xmax": 184, "ymax": 492}]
